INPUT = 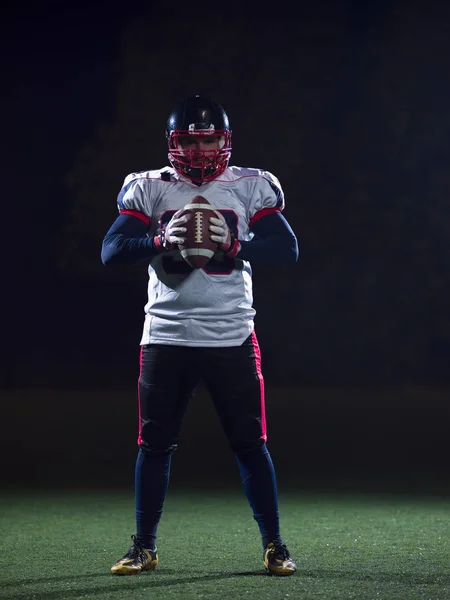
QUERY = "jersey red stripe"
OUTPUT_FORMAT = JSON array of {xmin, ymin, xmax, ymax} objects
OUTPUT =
[
  {"xmin": 120, "ymin": 209, "xmax": 151, "ymax": 225},
  {"xmin": 249, "ymin": 207, "xmax": 280, "ymax": 229}
]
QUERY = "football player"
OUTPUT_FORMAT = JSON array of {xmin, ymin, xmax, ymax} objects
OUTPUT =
[{"xmin": 102, "ymin": 96, "xmax": 299, "ymax": 576}]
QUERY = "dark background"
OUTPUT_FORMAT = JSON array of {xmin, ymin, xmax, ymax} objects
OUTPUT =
[{"xmin": 1, "ymin": 0, "xmax": 449, "ymax": 493}]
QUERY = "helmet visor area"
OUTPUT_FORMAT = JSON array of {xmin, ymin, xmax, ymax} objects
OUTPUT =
[{"xmin": 168, "ymin": 130, "xmax": 232, "ymax": 182}]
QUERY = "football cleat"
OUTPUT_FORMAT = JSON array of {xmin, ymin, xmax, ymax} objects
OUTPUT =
[
  {"xmin": 263, "ymin": 541, "xmax": 297, "ymax": 576},
  {"xmin": 111, "ymin": 535, "xmax": 158, "ymax": 575}
]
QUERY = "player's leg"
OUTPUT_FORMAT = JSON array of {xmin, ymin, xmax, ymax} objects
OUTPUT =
[
  {"xmin": 202, "ymin": 331, "xmax": 277, "ymax": 543},
  {"xmin": 201, "ymin": 331, "xmax": 296, "ymax": 576},
  {"xmin": 135, "ymin": 343, "xmax": 199, "ymax": 550},
  {"xmin": 111, "ymin": 343, "xmax": 200, "ymax": 575}
]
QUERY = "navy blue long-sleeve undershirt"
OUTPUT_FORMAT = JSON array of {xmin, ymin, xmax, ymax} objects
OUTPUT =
[{"xmin": 101, "ymin": 211, "xmax": 298, "ymax": 267}]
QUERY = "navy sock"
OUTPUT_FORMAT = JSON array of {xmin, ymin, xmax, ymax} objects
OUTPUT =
[
  {"xmin": 134, "ymin": 448, "xmax": 171, "ymax": 551},
  {"xmin": 236, "ymin": 443, "xmax": 282, "ymax": 548}
]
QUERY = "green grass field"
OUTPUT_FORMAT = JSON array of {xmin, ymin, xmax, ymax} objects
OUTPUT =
[{"xmin": 1, "ymin": 487, "xmax": 450, "ymax": 600}]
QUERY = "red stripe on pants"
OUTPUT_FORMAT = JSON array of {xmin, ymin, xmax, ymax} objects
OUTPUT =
[
  {"xmin": 137, "ymin": 345, "xmax": 144, "ymax": 445},
  {"xmin": 251, "ymin": 330, "xmax": 267, "ymax": 442}
]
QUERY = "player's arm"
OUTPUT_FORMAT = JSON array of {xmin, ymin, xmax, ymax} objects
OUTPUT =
[
  {"xmin": 210, "ymin": 211, "xmax": 299, "ymax": 266},
  {"xmin": 239, "ymin": 211, "xmax": 298, "ymax": 265},
  {"xmin": 101, "ymin": 211, "xmax": 187, "ymax": 266},
  {"xmin": 101, "ymin": 213, "xmax": 156, "ymax": 265}
]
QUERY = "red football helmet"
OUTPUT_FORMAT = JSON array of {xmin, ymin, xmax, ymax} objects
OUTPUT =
[{"xmin": 166, "ymin": 96, "xmax": 232, "ymax": 184}]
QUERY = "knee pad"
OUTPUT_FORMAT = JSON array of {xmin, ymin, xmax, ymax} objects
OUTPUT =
[
  {"xmin": 228, "ymin": 416, "xmax": 265, "ymax": 453},
  {"xmin": 138, "ymin": 419, "xmax": 179, "ymax": 455},
  {"xmin": 138, "ymin": 444, "xmax": 177, "ymax": 457}
]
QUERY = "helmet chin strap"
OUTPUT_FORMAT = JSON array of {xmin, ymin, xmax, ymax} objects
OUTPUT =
[
  {"xmin": 182, "ymin": 163, "xmax": 217, "ymax": 183},
  {"xmin": 168, "ymin": 153, "xmax": 219, "ymax": 183}
]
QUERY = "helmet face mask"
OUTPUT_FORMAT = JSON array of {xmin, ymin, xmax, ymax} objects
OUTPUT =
[
  {"xmin": 166, "ymin": 96, "xmax": 232, "ymax": 183},
  {"xmin": 168, "ymin": 129, "xmax": 232, "ymax": 183}
]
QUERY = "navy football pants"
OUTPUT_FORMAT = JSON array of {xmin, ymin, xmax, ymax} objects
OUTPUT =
[{"xmin": 137, "ymin": 331, "xmax": 267, "ymax": 454}]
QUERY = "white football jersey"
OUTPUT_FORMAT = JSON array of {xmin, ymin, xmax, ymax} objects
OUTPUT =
[{"xmin": 117, "ymin": 165, "xmax": 285, "ymax": 347}]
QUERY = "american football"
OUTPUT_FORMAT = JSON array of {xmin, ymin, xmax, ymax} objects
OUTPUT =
[{"xmin": 178, "ymin": 196, "xmax": 219, "ymax": 268}]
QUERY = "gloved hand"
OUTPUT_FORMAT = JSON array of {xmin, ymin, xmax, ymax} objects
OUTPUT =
[
  {"xmin": 209, "ymin": 213, "xmax": 241, "ymax": 257},
  {"xmin": 154, "ymin": 210, "xmax": 188, "ymax": 252}
]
